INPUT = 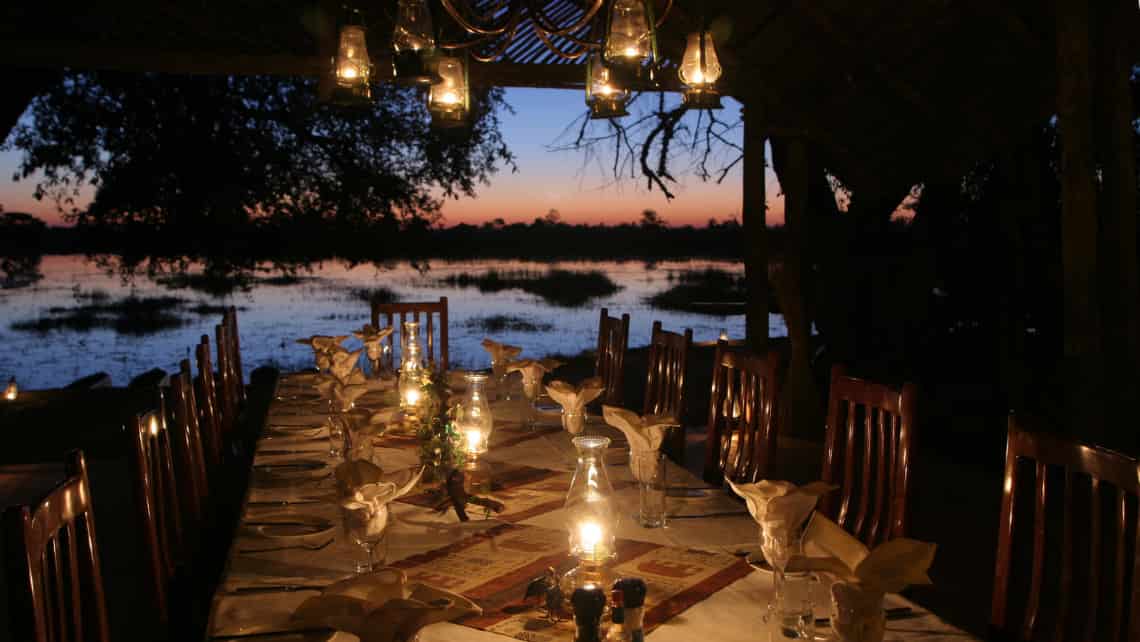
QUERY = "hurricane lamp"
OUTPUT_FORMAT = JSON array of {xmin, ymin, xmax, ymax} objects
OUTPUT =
[
  {"xmin": 604, "ymin": 0, "xmax": 655, "ymax": 70},
  {"xmin": 562, "ymin": 436, "xmax": 618, "ymax": 594},
  {"xmin": 679, "ymin": 30, "xmax": 723, "ymax": 109},
  {"xmin": 457, "ymin": 373, "xmax": 493, "ymax": 458},
  {"xmin": 333, "ymin": 18, "xmax": 372, "ymax": 105},
  {"xmin": 4, "ymin": 377, "xmax": 16, "ymax": 401},
  {"xmin": 398, "ymin": 321, "xmax": 427, "ymax": 413},
  {"xmin": 585, "ymin": 53, "xmax": 630, "ymax": 119},
  {"xmin": 428, "ymin": 55, "xmax": 470, "ymax": 127},
  {"xmin": 392, "ymin": 0, "xmax": 438, "ymax": 84}
]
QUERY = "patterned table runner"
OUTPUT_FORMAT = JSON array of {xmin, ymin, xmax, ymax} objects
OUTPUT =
[{"xmin": 392, "ymin": 523, "xmax": 751, "ymax": 642}]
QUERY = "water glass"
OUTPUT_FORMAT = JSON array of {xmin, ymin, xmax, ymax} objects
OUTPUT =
[
  {"xmin": 327, "ymin": 416, "xmax": 346, "ymax": 459},
  {"xmin": 561, "ymin": 409, "xmax": 587, "ymax": 435},
  {"xmin": 340, "ymin": 504, "xmax": 389, "ymax": 574},
  {"xmin": 633, "ymin": 451, "xmax": 667, "ymax": 528},
  {"xmin": 772, "ymin": 573, "xmax": 818, "ymax": 639}
]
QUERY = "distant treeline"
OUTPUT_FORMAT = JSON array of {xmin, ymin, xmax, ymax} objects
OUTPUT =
[{"xmin": 1, "ymin": 211, "xmax": 793, "ymax": 261}]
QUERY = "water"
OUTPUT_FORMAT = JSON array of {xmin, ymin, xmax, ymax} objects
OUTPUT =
[{"xmin": 0, "ymin": 255, "xmax": 787, "ymax": 389}]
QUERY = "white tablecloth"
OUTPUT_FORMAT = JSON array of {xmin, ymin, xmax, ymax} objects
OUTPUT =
[{"xmin": 206, "ymin": 372, "xmax": 974, "ymax": 641}]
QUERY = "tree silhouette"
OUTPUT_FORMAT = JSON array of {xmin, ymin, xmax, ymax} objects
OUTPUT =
[{"xmin": 3, "ymin": 72, "xmax": 514, "ymax": 248}]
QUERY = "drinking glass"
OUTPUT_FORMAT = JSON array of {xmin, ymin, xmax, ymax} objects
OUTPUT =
[
  {"xmin": 490, "ymin": 357, "xmax": 510, "ymax": 400},
  {"xmin": 632, "ymin": 451, "xmax": 666, "ymax": 528},
  {"xmin": 760, "ymin": 521, "xmax": 807, "ymax": 635},
  {"xmin": 522, "ymin": 375, "xmax": 542, "ymax": 430},
  {"xmin": 770, "ymin": 572, "xmax": 818, "ymax": 639},
  {"xmin": 327, "ymin": 416, "xmax": 346, "ymax": 459},
  {"xmin": 340, "ymin": 503, "xmax": 389, "ymax": 574},
  {"xmin": 561, "ymin": 409, "xmax": 587, "ymax": 435}
]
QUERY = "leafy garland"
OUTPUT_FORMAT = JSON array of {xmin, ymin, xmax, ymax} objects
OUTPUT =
[{"xmin": 413, "ymin": 369, "xmax": 466, "ymax": 475}]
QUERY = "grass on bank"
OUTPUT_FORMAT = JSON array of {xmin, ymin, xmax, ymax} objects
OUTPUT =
[
  {"xmin": 646, "ymin": 268, "xmax": 747, "ymax": 315},
  {"xmin": 441, "ymin": 269, "xmax": 620, "ymax": 308},
  {"xmin": 12, "ymin": 294, "xmax": 248, "ymax": 336},
  {"xmin": 463, "ymin": 314, "xmax": 554, "ymax": 333}
]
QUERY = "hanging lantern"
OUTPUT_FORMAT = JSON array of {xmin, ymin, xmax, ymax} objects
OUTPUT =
[
  {"xmin": 585, "ymin": 53, "xmax": 629, "ymax": 119},
  {"xmin": 392, "ymin": 0, "xmax": 438, "ymax": 84},
  {"xmin": 332, "ymin": 10, "xmax": 372, "ymax": 106},
  {"xmin": 679, "ymin": 30, "xmax": 723, "ymax": 110},
  {"xmin": 428, "ymin": 54, "xmax": 470, "ymax": 127},
  {"xmin": 4, "ymin": 377, "xmax": 16, "ymax": 401},
  {"xmin": 603, "ymin": 0, "xmax": 656, "ymax": 74}
]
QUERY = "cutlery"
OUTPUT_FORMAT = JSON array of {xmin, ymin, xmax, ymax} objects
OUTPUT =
[
  {"xmin": 668, "ymin": 510, "xmax": 749, "ymax": 519},
  {"xmin": 258, "ymin": 449, "xmax": 324, "ymax": 456},
  {"xmin": 815, "ymin": 607, "xmax": 916, "ymax": 626},
  {"xmin": 225, "ymin": 584, "xmax": 326, "ymax": 595},
  {"xmin": 210, "ymin": 627, "xmax": 334, "ymax": 640},
  {"xmin": 244, "ymin": 520, "xmax": 327, "ymax": 528},
  {"xmin": 240, "ymin": 538, "xmax": 334, "ymax": 554},
  {"xmin": 246, "ymin": 499, "xmax": 325, "ymax": 507}
]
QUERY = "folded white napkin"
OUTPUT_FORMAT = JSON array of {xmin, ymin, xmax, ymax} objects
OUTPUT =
[
  {"xmin": 725, "ymin": 479, "xmax": 836, "ymax": 529},
  {"xmin": 546, "ymin": 378, "xmax": 604, "ymax": 434},
  {"xmin": 507, "ymin": 358, "xmax": 564, "ymax": 383},
  {"xmin": 788, "ymin": 513, "xmax": 936, "ymax": 594},
  {"xmin": 331, "ymin": 349, "xmax": 364, "ymax": 384},
  {"xmin": 333, "ymin": 383, "xmax": 369, "ymax": 412},
  {"xmin": 602, "ymin": 405, "xmax": 676, "ymax": 482},
  {"xmin": 297, "ymin": 335, "xmax": 350, "ymax": 352},
  {"xmin": 482, "ymin": 339, "xmax": 522, "ymax": 363},
  {"xmin": 355, "ymin": 325, "xmax": 394, "ymax": 362},
  {"xmin": 291, "ymin": 568, "xmax": 481, "ymax": 642}
]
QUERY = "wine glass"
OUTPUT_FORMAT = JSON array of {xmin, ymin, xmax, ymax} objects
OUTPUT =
[
  {"xmin": 341, "ymin": 502, "xmax": 389, "ymax": 574},
  {"xmin": 521, "ymin": 373, "xmax": 542, "ymax": 430}
]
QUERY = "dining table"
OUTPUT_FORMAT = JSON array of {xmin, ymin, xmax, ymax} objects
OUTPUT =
[{"xmin": 205, "ymin": 370, "xmax": 975, "ymax": 642}]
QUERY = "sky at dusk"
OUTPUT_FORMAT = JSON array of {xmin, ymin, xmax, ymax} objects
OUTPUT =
[{"xmin": 0, "ymin": 87, "xmax": 784, "ymax": 228}]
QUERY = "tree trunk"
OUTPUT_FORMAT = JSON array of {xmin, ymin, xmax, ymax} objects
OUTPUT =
[
  {"xmin": 1055, "ymin": 0, "xmax": 1103, "ymax": 435},
  {"xmin": 742, "ymin": 107, "xmax": 768, "ymax": 350}
]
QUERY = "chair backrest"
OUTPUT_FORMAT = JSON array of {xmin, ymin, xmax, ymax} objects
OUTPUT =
[
  {"xmin": 369, "ymin": 297, "xmax": 449, "ymax": 372},
  {"xmin": 594, "ymin": 308, "xmax": 630, "ymax": 406},
  {"xmin": 702, "ymin": 341, "xmax": 781, "ymax": 485},
  {"xmin": 224, "ymin": 307, "xmax": 245, "ymax": 403},
  {"xmin": 644, "ymin": 321, "xmax": 692, "ymax": 460},
  {"xmin": 4, "ymin": 450, "xmax": 111, "ymax": 642},
  {"xmin": 820, "ymin": 365, "xmax": 917, "ymax": 547},
  {"xmin": 191, "ymin": 346, "xmax": 223, "ymax": 468},
  {"xmin": 990, "ymin": 419, "xmax": 1140, "ymax": 642},
  {"xmin": 166, "ymin": 369, "xmax": 209, "ymax": 535},
  {"xmin": 129, "ymin": 407, "xmax": 184, "ymax": 625},
  {"xmin": 214, "ymin": 323, "xmax": 237, "ymax": 433}
]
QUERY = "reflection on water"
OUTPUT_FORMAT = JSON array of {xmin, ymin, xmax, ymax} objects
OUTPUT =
[{"xmin": 0, "ymin": 255, "xmax": 786, "ymax": 389}]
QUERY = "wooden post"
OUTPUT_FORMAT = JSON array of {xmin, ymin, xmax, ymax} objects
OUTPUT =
[
  {"xmin": 1055, "ymin": 0, "xmax": 1102, "ymax": 430},
  {"xmin": 770, "ymin": 138, "xmax": 822, "ymax": 439},
  {"xmin": 742, "ymin": 106, "xmax": 768, "ymax": 349},
  {"xmin": 1095, "ymin": 0, "xmax": 1139, "ymax": 434}
]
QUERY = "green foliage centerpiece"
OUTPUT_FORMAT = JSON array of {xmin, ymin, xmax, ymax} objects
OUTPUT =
[{"xmin": 413, "ymin": 369, "xmax": 465, "ymax": 483}]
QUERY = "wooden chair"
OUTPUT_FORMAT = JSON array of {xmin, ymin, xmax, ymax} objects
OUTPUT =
[
  {"xmin": 223, "ymin": 307, "xmax": 245, "ymax": 404},
  {"xmin": 990, "ymin": 419, "xmax": 1140, "ymax": 641},
  {"xmin": 190, "ymin": 349, "xmax": 222, "ymax": 469},
  {"xmin": 4, "ymin": 450, "xmax": 111, "ymax": 642},
  {"xmin": 370, "ymin": 297, "xmax": 449, "ymax": 372},
  {"xmin": 595, "ymin": 308, "xmax": 629, "ymax": 406},
  {"xmin": 214, "ymin": 323, "xmax": 237, "ymax": 434},
  {"xmin": 643, "ymin": 321, "xmax": 692, "ymax": 462},
  {"xmin": 166, "ymin": 369, "xmax": 209, "ymax": 542},
  {"xmin": 820, "ymin": 365, "xmax": 917, "ymax": 547},
  {"xmin": 702, "ymin": 341, "xmax": 781, "ymax": 485},
  {"xmin": 129, "ymin": 407, "xmax": 184, "ymax": 626}
]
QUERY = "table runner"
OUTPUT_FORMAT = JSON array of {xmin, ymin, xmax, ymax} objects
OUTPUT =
[
  {"xmin": 389, "ymin": 522, "xmax": 750, "ymax": 642},
  {"xmin": 207, "ymin": 372, "xmax": 977, "ymax": 642}
]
